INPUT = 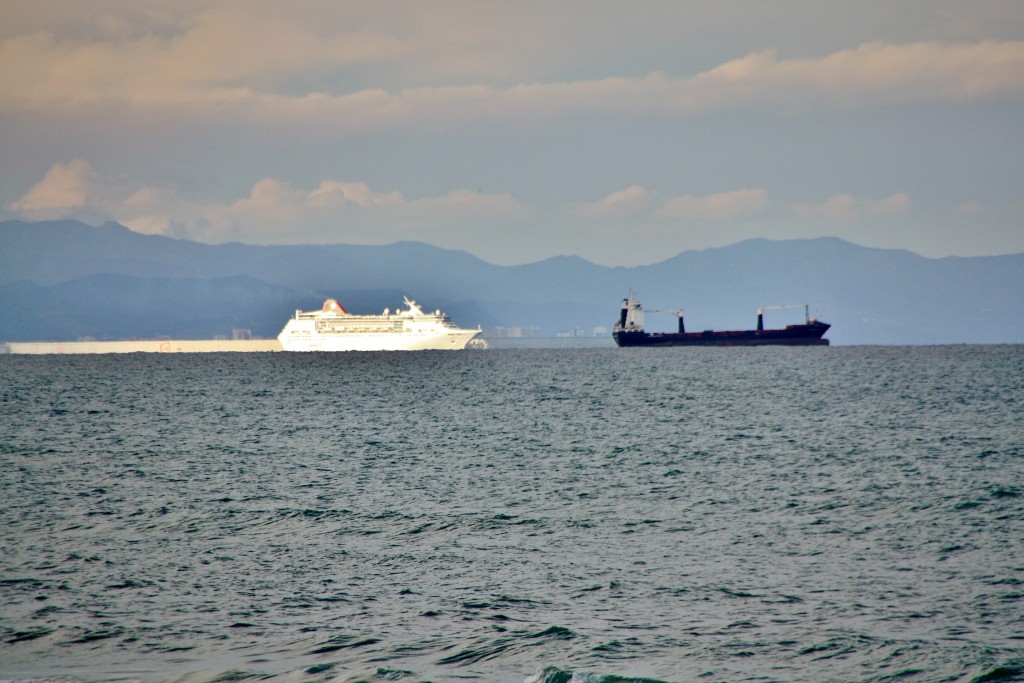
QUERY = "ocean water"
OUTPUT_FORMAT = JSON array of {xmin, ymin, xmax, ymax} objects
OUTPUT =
[{"xmin": 1, "ymin": 345, "xmax": 1023, "ymax": 683}]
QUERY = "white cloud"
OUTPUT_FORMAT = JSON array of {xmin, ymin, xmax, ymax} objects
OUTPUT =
[
  {"xmin": 117, "ymin": 186, "xmax": 205, "ymax": 237},
  {"xmin": 579, "ymin": 186, "xmax": 652, "ymax": 219},
  {"xmin": 199, "ymin": 180, "xmax": 524, "ymax": 243},
  {"xmin": 659, "ymin": 189, "xmax": 770, "ymax": 222},
  {"xmin": 199, "ymin": 179, "xmax": 315, "ymax": 241},
  {"xmin": 686, "ymin": 41, "xmax": 1024, "ymax": 110},
  {"xmin": 5, "ymin": 160, "xmax": 1009, "ymax": 265},
  {"xmin": 3, "ymin": 15, "xmax": 1023, "ymax": 128},
  {"xmin": 578, "ymin": 186, "xmax": 772, "ymax": 235},
  {"xmin": 793, "ymin": 192, "xmax": 911, "ymax": 222},
  {"xmin": 795, "ymin": 195, "xmax": 859, "ymax": 222},
  {"xmin": 8, "ymin": 159, "xmax": 95, "ymax": 216},
  {"xmin": 867, "ymin": 193, "xmax": 911, "ymax": 216},
  {"xmin": 6, "ymin": 161, "xmax": 527, "ymax": 246},
  {"xmin": 306, "ymin": 181, "xmax": 403, "ymax": 209}
]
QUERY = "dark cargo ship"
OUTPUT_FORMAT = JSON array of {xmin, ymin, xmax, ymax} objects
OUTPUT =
[{"xmin": 613, "ymin": 290, "xmax": 830, "ymax": 347}]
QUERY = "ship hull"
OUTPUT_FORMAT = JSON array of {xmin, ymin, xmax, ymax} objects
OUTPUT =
[{"xmin": 614, "ymin": 324, "xmax": 830, "ymax": 347}]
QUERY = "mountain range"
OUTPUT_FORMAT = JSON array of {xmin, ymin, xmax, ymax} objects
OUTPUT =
[{"xmin": 2, "ymin": 219, "xmax": 1022, "ymax": 345}]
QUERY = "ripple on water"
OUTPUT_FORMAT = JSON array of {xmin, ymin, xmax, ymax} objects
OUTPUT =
[{"xmin": 1, "ymin": 346, "xmax": 1023, "ymax": 682}]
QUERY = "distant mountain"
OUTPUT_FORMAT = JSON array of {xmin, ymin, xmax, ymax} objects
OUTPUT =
[{"xmin": 1, "ymin": 219, "xmax": 1022, "ymax": 344}]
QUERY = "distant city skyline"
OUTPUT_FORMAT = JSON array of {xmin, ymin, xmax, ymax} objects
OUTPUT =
[{"xmin": 2, "ymin": 1, "xmax": 1022, "ymax": 266}]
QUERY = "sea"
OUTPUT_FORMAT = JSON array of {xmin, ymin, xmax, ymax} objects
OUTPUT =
[{"xmin": 1, "ymin": 344, "xmax": 1023, "ymax": 683}]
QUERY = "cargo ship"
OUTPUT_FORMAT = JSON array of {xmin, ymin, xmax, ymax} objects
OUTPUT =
[
  {"xmin": 277, "ymin": 296, "xmax": 482, "ymax": 351},
  {"xmin": 613, "ymin": 290, "xmax": 830, "ymax": 347}
]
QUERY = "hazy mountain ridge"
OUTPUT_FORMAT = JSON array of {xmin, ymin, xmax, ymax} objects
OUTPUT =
[{"xmin": 2, "ymin": 219, "xmax": 1022, "ymax": 344}]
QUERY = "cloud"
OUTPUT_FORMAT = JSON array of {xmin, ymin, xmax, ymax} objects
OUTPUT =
[
  {"xmin": 580, "ymin": 186, "xmax": 771, "ymax": 224},
  {"xmin": 867, "ymin": 193, "xmax": 910, "ymax": 216},
  {"xmin": 0, "ymin": 6, "xmax": 409, "ymax": 112},
  {"xmin": 2, "ymin": 160, "xmax": 995, "ymax": 265},
  {"xmin": 579, "ymin": 186, "xmax": 652, "ymax": 219},
  {"xmin": 8, "ymin": 159, "xmax": 95, "ymax": 216},
  {"xmin": 794, "ymin": 195, "xmax": 859, "ymax": 222},
  {"xmin": 200, "ymin": 180, "xmax": 526, "ymax": 243},
  {"xmin": 3, "ymin": 13, "xmax": 1022, "ymax": 128},
  {"xmin": 6, "ymin": 161, "xmax": 527, "ymax": 246},
  {"xmin": 306, "ymin": 180, "xmax": 403, "ymax": 209},
  {"xmin": 118, "ymin": 186, "xmax": 206, "ymax": 236},
  {"xmin": 686, "ymin": 41, "xmax": 1024, "ymax": 110},
  {"xmin": 793, "ymin": 192, "xmax": 911, "ymax": 222},
  {"xmin": 659, "ymin": 189, "xmax": 770, "ymax": 222}
]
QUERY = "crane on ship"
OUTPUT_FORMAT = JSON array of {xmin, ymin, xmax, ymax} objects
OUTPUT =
[
  {"xmin": 756, "ymin": 304, "xmax": 812, "ymax": 331},
  {"xmin": 653, "ymin": 308, "xmax": 686, "ymax": 333}
]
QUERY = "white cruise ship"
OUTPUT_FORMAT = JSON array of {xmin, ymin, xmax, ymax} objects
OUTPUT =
[{"xmin": 277, "ymin": 297, "xmax": 482, "ymax": 351}]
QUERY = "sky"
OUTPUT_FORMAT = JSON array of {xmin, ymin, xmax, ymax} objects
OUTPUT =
[{"xmin": 1, "ymin": 1, "xmax": 1022, "ymax": 266}]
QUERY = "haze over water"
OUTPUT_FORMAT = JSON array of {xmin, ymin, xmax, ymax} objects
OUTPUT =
[{"xmin": 2, "ymin": 345, "xmax": 1023, "ymax": 683}]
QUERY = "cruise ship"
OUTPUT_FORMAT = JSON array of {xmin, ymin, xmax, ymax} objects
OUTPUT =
[{"xmin": 277, "ymin": 297, "xmax": 482, "ymax": 351}]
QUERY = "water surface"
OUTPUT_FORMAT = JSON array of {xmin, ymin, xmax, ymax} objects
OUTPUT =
[{"xmin": 2, "ymin": 346, "xmax": 1022, "ymax": 682}]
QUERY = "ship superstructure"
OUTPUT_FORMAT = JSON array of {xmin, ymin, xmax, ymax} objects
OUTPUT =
[{"xmin": 278, "ymin": 297, "xmax": 481, "ymax": 351}]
